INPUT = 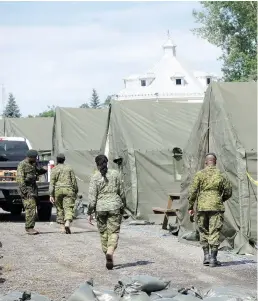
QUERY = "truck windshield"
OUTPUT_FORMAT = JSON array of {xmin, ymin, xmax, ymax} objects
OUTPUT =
[{"xmin": 0, "ymin": 140, "xmax": 29, "ymax": 161}]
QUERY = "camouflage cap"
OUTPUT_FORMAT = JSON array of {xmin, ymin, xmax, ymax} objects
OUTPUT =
[
  {"xmin": 27, "ymin": 149, "xmax": 38, "ymax": 158},
  {"xmin": 57, "ymin": 153, "xmax": 65, "ymax": 159}
]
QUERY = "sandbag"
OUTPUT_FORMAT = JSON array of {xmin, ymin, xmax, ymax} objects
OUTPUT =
[
  {"xmin": 172, "ymin": 295, "xmax": 201, "ymax": 301},
  {"xmin": 150, "ymin": 298, "xmax": 175, "ymax": 301},
  {"xmin": 178, "ymin": 287, "xmax": 203, "ymax": 299},
  {"xmin": 204, "ymin": 287, "xmax": 256, "ymax": 300},
  {"xmin": 121, "ymin": 292, "xmax": 151, "ymax": 301},
  {"xmin": 93, "ymin": 286, "xmax": 120, "ymax": 301},
  {"xmin": 204, "ymin": 296, "xmax": 243, "ymax": 301},
  {"xmin": 150, "ymin": 289, "xmax": 179, "ymax": 300},
  {"xmin": 0, "ymin": 292, "xmax": 52, "ymax": 301},
  {"xmin": 117, "ymin": 275, "xmax": 170, "ymax": 294},
  {"xmin": 68, "ymin": 282, "xmax": 95, "ymax": 301}
]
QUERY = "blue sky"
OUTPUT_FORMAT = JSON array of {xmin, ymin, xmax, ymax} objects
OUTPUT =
[{"xmin": 0, "ymin": 1, "xmax": 222, "ymax": 115}]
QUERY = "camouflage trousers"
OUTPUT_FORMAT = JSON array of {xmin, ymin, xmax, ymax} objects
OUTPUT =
[
  {"xmin": 197, "ymin": 211, "xmax": 224, "ymax": 250},
  {"xmin": 96, "ymin": 209, "xmax": 122, "ymax": 254},
  {"xmin": 54, "ymin": 188, "xmax": 76, "ymax": 224},
  {"xmin": 22, "ymin": 198, "xmax": 37, "ymax": 229}
]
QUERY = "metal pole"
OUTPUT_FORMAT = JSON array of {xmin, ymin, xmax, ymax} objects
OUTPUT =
[
  {"xmin": 1, "ymin": 84, "xmax": 4, "ymax": 116},
  {"xmin": 1, "ymin": 84, "xmax": 6, "ymax": 135}
]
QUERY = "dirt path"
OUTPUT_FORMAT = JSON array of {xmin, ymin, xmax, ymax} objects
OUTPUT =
[{"xmin": 0, "ymin": 212, "xmax": 257, "ymax": 300}]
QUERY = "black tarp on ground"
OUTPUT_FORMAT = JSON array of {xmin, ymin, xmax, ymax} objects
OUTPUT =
[
  {"xmin": 52, "ymin": 107, "xmax": 109, "ymax": 199},
  {"xmin": 108, "ymin": 101, "xmax": 201, "ymax": 219},
  {"xmin": 177, "ymin": 82, "xmax": 257, "ymax": 255}
]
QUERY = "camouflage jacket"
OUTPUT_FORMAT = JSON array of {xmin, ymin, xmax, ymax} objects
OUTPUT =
[
  {"xmin": 188, "ymin": 166, "xmax": 232, "ymax": 212},
  {"xmin": 87, "ymin": 169, "xmax": 125, "ymax": 215},
  {"xmin": 49, "ymin": 163, "xmax": 78, "ymax": 197},
  {"xmin": 17, "ymin": 159, "xmax": 47, "ymax": 197}
]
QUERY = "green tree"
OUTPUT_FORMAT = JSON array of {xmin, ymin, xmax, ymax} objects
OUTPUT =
[
  {"xmin": 192, "ymin": 1, "xmax": 257, "ymax": 81},
  {"xmin": 79, "ymin": 103, "xmax": 90, "ymax": 109},
  {"xmin": 37, "ymin": 105, "xmax": 55, "ymax": 117},
  {"xmin": 3, "ymin": 93, "xmax": 21, "ymax": 118},
  {"xmin": 90, "ymin": 89, "xmax": 100, "ymax": 109}
]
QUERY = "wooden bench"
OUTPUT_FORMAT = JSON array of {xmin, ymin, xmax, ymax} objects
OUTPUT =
[{"xmin": 152, "ymin": 193, "xmax": 180, "ymax": 230}]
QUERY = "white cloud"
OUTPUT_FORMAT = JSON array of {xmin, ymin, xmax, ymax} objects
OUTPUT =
[{"xmin": 0, "ymin": 3, "xmax": 222, "ymax": 116}]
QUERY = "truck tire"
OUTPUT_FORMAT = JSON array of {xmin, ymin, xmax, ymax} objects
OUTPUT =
[
  {"xmin": 10, "ymin": 205, "xmax": 23, "ymax": 215},
  {"xmin": 37, "ymin": 204, "xmax": 52, "ymax": 221}
]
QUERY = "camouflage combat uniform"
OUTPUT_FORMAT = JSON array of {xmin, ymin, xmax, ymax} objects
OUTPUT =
[
  {"xmin": 87, "ymin": 169, "xmax": 125, "ymax": 254},
  {"xmin": 49, "ymin": 164, "xmax": 78, "ymax": 224},
  {"xmin": 17, "ymin": 159, "xmax": 47, "ymax": 229},
  {"xmin": 188, "ymin": 166, "xmax": 232, "ymax": 250}
]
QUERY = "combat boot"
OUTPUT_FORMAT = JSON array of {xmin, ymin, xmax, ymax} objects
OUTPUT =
[
  {"xmin": 65, "ymin": 220, "xmax": 71, "ymax": 234},
  {"xmin": 106, "ymin": 246, "xmax": 114, "ymax": 270},
  {"xmin": 202, "ymin": 246, "xmax": 210, "ymax": 266},
  {"xmin": 26, "ymin": 228, "xmax": 39, "ymax": 235},
  {"xmin": 210, "ymin": 248, "xmax": 221, "ymax": 267},
  {"xmin": 60, "ymin": 224, "xmax": 66, "ymax": 234}
]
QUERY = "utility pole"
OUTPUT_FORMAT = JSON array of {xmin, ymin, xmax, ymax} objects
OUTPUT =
[
  {"xmin": 1, "ymin": 84, "xmax": 6, "ymax": 135},
  {"xmin": 1, "ymin": 84, "xmax": 5, "ymax": 118}
]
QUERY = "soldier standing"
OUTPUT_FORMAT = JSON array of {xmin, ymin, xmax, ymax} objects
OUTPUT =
[
  {"xmin": 87, "ymin": 154, "xmax": 125, "ymax": 270},
  {"xmin": 49, "ymin": 153, "xmax": 78, "ymax": 234},
  {"xmin": 17, "ymin": 150, "xmax": 47, "ymax": 235},
  {"xmin": 188, "ymin": 153, "xmax": 232, "ymax": 267}
]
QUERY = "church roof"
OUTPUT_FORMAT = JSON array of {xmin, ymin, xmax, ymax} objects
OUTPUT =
[{"xmin": 116, "ymin": 33, "xmax": 212, "ymax": 101}]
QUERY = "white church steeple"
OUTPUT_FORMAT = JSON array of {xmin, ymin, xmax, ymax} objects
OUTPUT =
[
  {"xmin": 116, "ymin": 32, "xmax": 218, "ymax": 102},
  {"xmin": 162, "ymin": 30, "xmax": 176, "ymax": 57}
]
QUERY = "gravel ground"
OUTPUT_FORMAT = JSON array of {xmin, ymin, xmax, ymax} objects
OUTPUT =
[{"xmin": 0, "ymin": 210, "xmax": 257, "ymax": 300}]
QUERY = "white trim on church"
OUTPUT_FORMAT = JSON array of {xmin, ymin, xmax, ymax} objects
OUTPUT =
[{"xmin": 115, "ymin": 33, "xmax": 218, "ymax": 102}]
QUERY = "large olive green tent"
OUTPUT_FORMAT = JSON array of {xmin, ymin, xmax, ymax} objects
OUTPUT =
[
  {"xmin": 177, "ymin": 82, "xmax": 257, "ymax": 255},
  {"xmin": 52, "ymin": 107, "xmax": 109, "ymax": 198},
  {"xmin": 0, "ymin": 117, "xmax": 54, "ymax": 159},
  {"xmin": 108, "ymin": 100, "xmax": 201, "ymax": 219}
]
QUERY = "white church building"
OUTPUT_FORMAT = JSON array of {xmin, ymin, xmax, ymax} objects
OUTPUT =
[{"xmin": 114, "ymin": 34, "xmax": 218, "ymax": 102}]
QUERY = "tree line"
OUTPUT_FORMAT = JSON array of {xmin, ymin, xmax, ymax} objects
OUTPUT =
[{"xmin": 3, "ymin": 89, "xmax": 112, "ymax": 118}]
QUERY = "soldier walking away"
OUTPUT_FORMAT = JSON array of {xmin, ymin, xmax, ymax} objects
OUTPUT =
[
  {"xmin": 17, "ymin": 150, "xmax": 48, "ymax": 235},
  {"xmin": 87, "ymin": 155, "xmax": 125, "ymax": 270},
  {"xmin": 188, "ymin": 153, "xmax": 232, "ymax": 267},
  {"xmin": 49, "ymin": 153, "xmax": 78, "ymax": 234}
]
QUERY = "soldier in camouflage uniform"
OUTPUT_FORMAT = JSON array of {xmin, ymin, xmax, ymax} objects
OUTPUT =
[
  {"xmin": 188, "ymin": 153, "xmax": 232, "ymax": 267},
  {"xmin": 49, "ymin": 153, "xmax": 78, "ymax": 234},
  {"xmin": 87, "ymin": 154, "xmax": 125, "ymax": 270},
  {"xmin": 17, "ymin": 150, "xmax": 47, "ymax": 235}
]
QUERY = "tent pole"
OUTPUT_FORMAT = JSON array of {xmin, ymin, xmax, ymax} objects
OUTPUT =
[{"xmin": 207, "ymin": 86, "xmax": 212, "ymax": 153}]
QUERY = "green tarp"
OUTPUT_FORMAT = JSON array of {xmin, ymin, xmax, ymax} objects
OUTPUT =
[
  {"xmin": 108, "ymin": 101, "xmax": 201, "ymax": 218},
  {"xmin": 52, "ymin": 107, "xmax": 109, "ymax": 198},
  {"xmin": 178, "ymin": 82, "xmax": 257, "ymax": 254},
  {"xmin": 0, "ymin": 117, "xmax": 53, "ymax": 159}
]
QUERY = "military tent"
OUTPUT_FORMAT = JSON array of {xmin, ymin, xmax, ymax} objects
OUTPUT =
[
  {"xmin": 178, "ymin": 82, "xmax": 257, "ymax": 254},
  {"xmin": 0, "ymin": 120, "xmax": 4, "ymax": 135},
  {"xmin": 52, "ymin": 107, "xmax": 109, "ymax": 197},
  {"xmin": 108, "ymin": 100, "xmax": 201, "ymax": 219},
  {"xmin": 0, "ymin": 117, "xmax": 53, "ymax": 159}
]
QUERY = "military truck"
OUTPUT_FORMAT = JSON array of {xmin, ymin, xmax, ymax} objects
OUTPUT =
[{"xmin": 0, "ymin": 137, "xmax": 52, "ymax": 221}]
